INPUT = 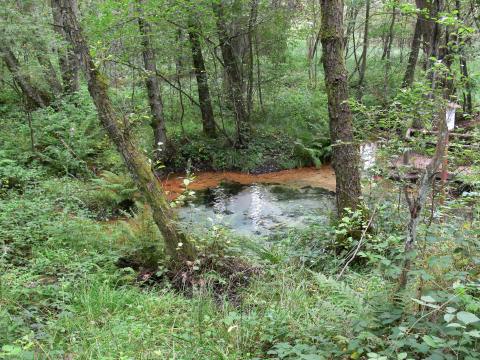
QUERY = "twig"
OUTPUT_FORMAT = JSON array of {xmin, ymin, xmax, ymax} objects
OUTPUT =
[
  {"xmin": 108, "ymin": 58, "xmax": 201, "ymax": 107},
  {"xmin": 337, "ymin": 208, "xmax": 377, "ymax": 280}
]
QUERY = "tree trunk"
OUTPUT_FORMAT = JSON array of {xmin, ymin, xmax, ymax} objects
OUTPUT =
[
  {"xmin": 59, "ymin": 0, "xmax": 196, "ymax": 262},
  {"xmin": 427, "ymin": 0, "xmax": 443, "ymax": 71},
  {"xmin": 254, "ymin": 32, "xmax": 263, "ymax": 111},
  {"xmin": 0, "ymin": 45, "xmax": 49, "ymax": 109},
  {"xmin": 357, "ymin": 0, "xmax": 371, "ymax": 91},
  {"xmin": 213, "ymin": 1, "xmax": 250, "ymax": 146},
  {"xmin": 456, "ymin": 0, "xmax": 473, "ymax": 114},
  {"xmin": 320, "ymin": 0, "xmax": 362, "ymax": 216},
  {"xmin": 382, "ymin": 4, "xmax": 397, "ymax": 61},
  {"xmin": 247, "ymin": 0, "xmax": 259, "ymax": 114},
  {"xmin": 36, "ymin": 49, "xmax": 63, "ymax": 96},
  {"xmin": 136, "ymin": 0, "xmax": 169, "ymax": 165},
  {"xmin": 188, "ymin": 20, "xmax": 217, "ymax": 138},
  {"xmin": 460, "ymin": 57, "xmax": 473, "ymax": 115},
  {"xmin": 51, "ymin": 0, "xmax": 79, "ymax": 94},
  {"xmin": 402, "ymin": 13, "xmax": 422, "ymax": 87}
]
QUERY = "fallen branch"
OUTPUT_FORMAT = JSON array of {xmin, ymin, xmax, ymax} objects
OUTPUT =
[{"xmin": 405, "ymin": 127, "xmax": 473, "ymax": 140}]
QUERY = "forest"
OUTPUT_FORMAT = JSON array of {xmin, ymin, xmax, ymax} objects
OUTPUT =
[{"xmin": 1, "ymin": 0, "xmax": 480, "ymax": 359}]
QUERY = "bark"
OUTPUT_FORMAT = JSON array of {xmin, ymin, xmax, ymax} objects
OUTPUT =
[
  {"xmin": 320, "ymin": 0, "xmax": 362, "ymax": 216},
  {"xmin": 51, "ymin": 0, "xmax": 80, "ymax": 94},
  {"xmin": 402, "ymin": 13, "xmax": 422, "ymax": 87},
  {"xmin": 188, "ymin": 20, "xmax": 217, "ymax": 138},
  {"xmin": 136, "ymin": 0, "xmax": 169, "ymax": 163},
  {"xmin": 213, "ymin": 0, "xmax": 250, "ymax": 146},
  {"xmin": 0, "ymin": 45, "xmax": 49, "ymax": 109},
  {"xmin": 59, "ymin": 0, "xmax": 196, "ymax": 262},
  {"xmin": 357, "ymin": 0, "xmax": 371, "ymax": 90}
]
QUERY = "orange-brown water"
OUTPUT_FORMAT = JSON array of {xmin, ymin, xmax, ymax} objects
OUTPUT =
[{"xmin": 161, "ymin": 165, "xmax": 336, "ymax": 199}]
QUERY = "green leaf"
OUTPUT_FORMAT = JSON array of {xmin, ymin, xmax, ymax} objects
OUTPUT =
[
  {"xmin": 300, "ymin": 355, "xmax": 324, "ymax": 360},
  {"xmin": 444, "ymin": 313, "xmax": 455, "ymax": 323},
  {"xmin": 420, "ymin": 295, "xmax": 437, "ymax": 303},
  {"xmin": 422, "ymin": 335, "xmax": 439, "ymax": 348},
  {"xmin": 446, "ymin": 323, "xmax": 466, "ymax": 328},
  {"xmin": 465, "ymin": 330, "xmax": 480, "ymax": 338},
  {"xmin": 398, "ymin": 353, "xmax": 408, "ymax": 360},
  {"xmin": 457, "ymin": 311, "xmax": 480, "ymax": 325}
]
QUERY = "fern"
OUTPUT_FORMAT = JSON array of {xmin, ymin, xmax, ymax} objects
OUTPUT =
[
  {"xmin": 293, "ymin": 137, "xmax": 331, "ymax": 168},
  {"xmin": 91, "ymin": 171, "xmax": 138, "ymax": 205}
]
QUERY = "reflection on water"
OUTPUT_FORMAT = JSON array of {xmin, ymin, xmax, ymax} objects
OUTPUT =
[{"xmin": 178, "ymin": 183, "xmax": 335, "ymax": 237}]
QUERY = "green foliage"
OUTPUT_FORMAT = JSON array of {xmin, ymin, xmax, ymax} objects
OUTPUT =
[
  {"xmin": 31, "ymin": 95, "xmax": 106, "ymax": 176},
  {"xmin": 1, "ymin": 0, "xmax": 479, "ymax": 358},
  {"xmin": 0, "ymin": 153, "xmax": 43, "ymax": 194},
  {"xmin": 86, "ymin": 171, "xmax": 138, "ymax": 218}
]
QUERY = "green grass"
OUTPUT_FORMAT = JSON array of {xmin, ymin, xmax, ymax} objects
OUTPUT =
[
  {"xmin": 1, "ymin": 25, "xmax": 479, "ymax": 359},
  {"xmin": 0, "ymin": 174, "xmax": 391, "ymax": 359}
]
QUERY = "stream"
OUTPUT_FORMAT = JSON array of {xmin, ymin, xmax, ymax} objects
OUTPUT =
[{"xmin": 165, "ymin": 145, "xmax": 378, "ymax": 237}]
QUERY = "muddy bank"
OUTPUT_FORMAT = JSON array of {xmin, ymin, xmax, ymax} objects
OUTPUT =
[{"xmin": 162, "ymin": 165, "xmax": 336, "ymax": 199}]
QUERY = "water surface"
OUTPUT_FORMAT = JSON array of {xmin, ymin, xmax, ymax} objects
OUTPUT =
[{"xmin": 178, "ymin": 182, "xmax": 335, "ymax": 237}]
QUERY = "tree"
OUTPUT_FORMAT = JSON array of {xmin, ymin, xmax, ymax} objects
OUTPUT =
[
  {"xmin": 136, "ymin": 0, "xmax": 169, "ymax": 165},
  {"xmin": 397, "ymin": 102, "xmax": 450, "ymax": 290},
  {"xmin": 58, "ymin": 0, "xmax": 196, "ymax": 263},
  {"xmin": 357, "ymin": 0, "xmax": 371, "ymax": 92},
  {"xmin": 455, "ymin": 0, "xmax": 473, "ymax": 114},
  {"xmin": 213, "ymin": 0, "xmax": 250, "ymax": 146},
  {"xmin": 0, "ymin": 44, "xmax": 49, "ymax": 109},
  {"xmin": 403, "ymin": 1, "xmax": 424, "ymax": 88},
  {"xmin": 319, "ymin": 0, "xmax": 362, "ymax": 216},
  {"xmin": 246, "ymin": 0, "xmax": 259, "ymax": 114},
  {"xmin": 35, "ymin": 44, "xmax": 63, "ymax": 96},
  {"xmin": 382, "ymin": 1, "xmax": 397, "ymax": 61},
  {"xmin": 51, "ymin": 0, "xmax": 80, "ymax": 94},
  {"xmin": 188, "ymin": 19, "xmax": 217, "ymax": 138}
]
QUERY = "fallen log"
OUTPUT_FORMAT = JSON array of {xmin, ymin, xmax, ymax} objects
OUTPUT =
[{"xmin": 405, "ymin": 128, "xmax": 474, "ymax": 140}]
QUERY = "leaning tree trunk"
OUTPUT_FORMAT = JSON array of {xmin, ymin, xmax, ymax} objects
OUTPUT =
[
  {"xmin": 402, "ymin": 12, "xmax": 422, "ymax": 88},
  {"xmin": 320, "ymin": 0, "xmax": 362, "ymax": 216},
  {"xmin": 59, "ymin": 0, "xmax": 196, "ymax": 262},
  {"xmin": 0, "ymin": 44, "xmax": 49, "ymax": 109},
  {"xmin": 136, "ymin": 0, "xmax": 169, "ymax": 165},
  {"xmin": 188, "ymin": 20, "xmax": 217, "ymax": 138},
  {"xmin": 51, "ymin": 0, "xmax": 79, "ymax": 94},
  {"xmin": 213, "ymin": 1, "xmax": 250, "ymax": 146}
]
